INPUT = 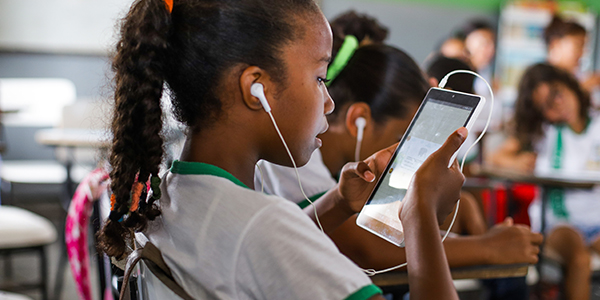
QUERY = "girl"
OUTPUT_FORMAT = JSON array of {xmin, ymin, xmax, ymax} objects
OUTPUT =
[
  {"xmin": 256, "ymin": 42, "xmax": 542, "ymax": 271},
  {"xmin": 99, "ymin": 0, "xmax": 467, "ymax": 299},
  {"xmin": 491, "ymin": 63, "xmax": 600, "ymax": 300}
]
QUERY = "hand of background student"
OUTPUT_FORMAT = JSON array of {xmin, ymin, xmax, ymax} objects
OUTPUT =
[
  {"xmin": 513, "ymin": 152, "xmax": 537, "ymax": 173},
  {"xmin": 481, "ymin": 217, "xmax": 543, "ymax": 265},
  {"xmin": 337, "ymin": 142, "xmax": 398, "ymax": 213},
  {"xmin": 400, "ymin": 128, "xmax": 467, "ymax": 225}
]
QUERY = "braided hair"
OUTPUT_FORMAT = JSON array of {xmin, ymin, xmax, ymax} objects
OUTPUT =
[{"xmin": 98, "ymin": 0, "xmax": 319, "ymax": 259}]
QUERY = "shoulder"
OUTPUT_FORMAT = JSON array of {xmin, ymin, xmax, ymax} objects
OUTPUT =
[
  {"xmin": 234, "ymin": 200, "xmax": 379, "ymax": 299},
  {"xmin": 587, "ymin": 113, "xmax": 600, "ymax": 134}
]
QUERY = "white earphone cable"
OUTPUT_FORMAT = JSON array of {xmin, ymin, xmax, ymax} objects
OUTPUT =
[
  {"xmin": 266, "ymin": 111, "xmax": 325, "ymax": 233},
  {"xmin": 354, "ymin": 138, "xmax": 362, "ymax": 162}
]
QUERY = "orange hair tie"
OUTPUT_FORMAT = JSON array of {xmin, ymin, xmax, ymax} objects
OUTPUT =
[
  {"xmin": 164, "ymin": 0, "xmax": 173, "ymax": 13},
  {"xmin": 110, "ymin": 194, "xmax": 117, "ymax": 211},
  {"xmin": 130, "ymin": 182, "xmax": 144, "ymax": 212}
]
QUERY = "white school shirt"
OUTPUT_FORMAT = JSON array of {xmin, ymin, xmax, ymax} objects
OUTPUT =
[
  {"xmin": 144, "ymin": 160, "xmax": 380, "ymax": 300},
  {"xmin": 255, "ymin": 149, "xmax": 337, "ymax": 207},
  {"xmin": 528, "ymin": 114, "xmax": 600, "ymax": 234}
]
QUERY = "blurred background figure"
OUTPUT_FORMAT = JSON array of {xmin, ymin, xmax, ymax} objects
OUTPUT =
[
  {"xmin": 438, "ymin": 34, "xmax": 470, "ymax": 63},
  {"xmin": 461, "ymin": 19, "xmax": 497, "ymax": 101},
  {"xmin": 544, "ymin": 14, "xmax": 600, "ymax": 106}
]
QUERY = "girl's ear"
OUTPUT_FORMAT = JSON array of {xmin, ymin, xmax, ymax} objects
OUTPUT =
[
  {"xmin": 344, "ymin": 102, "xmax": 372, "ymax": 138},
  {"xmin": 240, "ymin": 66, "xmax": 272, "ymax": 111}
]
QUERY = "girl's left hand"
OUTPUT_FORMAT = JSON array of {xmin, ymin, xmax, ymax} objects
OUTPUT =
[{"xmin": 337, "ymin": 143, "xmax": 398, "ymax": 213}]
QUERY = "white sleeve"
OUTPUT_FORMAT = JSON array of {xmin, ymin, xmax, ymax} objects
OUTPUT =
[
  {"xmin": 233, "ymin": 200, "xmax": 381, "ymax": 300},
  {"xmin": 254, "ymin": 150, "xmax": 337, "ymax": 204}
]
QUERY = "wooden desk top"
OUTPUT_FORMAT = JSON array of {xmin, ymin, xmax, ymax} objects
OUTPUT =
[
  {"xmin": 35, "ymin": 128, "xmax": 111, "ymax": 148},
  {"xmin": 475, "ymin": 166, "xmax": 600, "ymax": 189},
  {"xmin": 371, "ymin": 263, "xmax": 529, "ymax": 287}
]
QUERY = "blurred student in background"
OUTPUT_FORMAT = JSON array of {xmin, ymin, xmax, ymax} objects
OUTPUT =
[
  {"xmin": 491, "ymin": 63, "xmax": 600, "ymax": 300},
  {"xmin": 544, "ymin": 15, "xmax": 600, "ymax": 105},
  {"xmin": 461, "ymin": 20, "xmax": 496, "ymax": 97},
  {"xmin": 438, "ymin": 34, "xmax": 470, "ymax": 63}
]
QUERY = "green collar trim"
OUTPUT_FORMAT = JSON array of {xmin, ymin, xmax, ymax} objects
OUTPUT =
[
  {"xmin": 297, "ymin": 191, "xmax": 327, "ymax": 209},
  {"xmin": 170, "ymin": 160, "xmax": 250, "ymax": 189},
  {"xmin": 557, "ymin": 117, "xmax": 591, "ymax": 135},
  {"xmin": 343, "ymin": 284, "xmax": 382, "ymax": 300}
]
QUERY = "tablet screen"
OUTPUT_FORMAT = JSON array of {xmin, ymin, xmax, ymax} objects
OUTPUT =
[{"xmin": 356, "ymin": 89, "xmax": 481, "ymax": 246}]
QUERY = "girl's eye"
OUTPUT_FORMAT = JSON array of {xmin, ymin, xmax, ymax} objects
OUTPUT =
[{"xmin": 318, "ymin": 77, "xmax": 331, "ymax": 85}]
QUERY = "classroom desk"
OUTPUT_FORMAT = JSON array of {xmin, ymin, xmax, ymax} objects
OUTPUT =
[
  {"xmin": 35, "ymin": 128, "xmax": 110, "ymax": 198},
  {"xmin": 473, "ymin": 166, "xmax": 600, "ymax": 293},
  {"xmin": 476, "ymin": 166, "xmax": 600, "ymax": 235},
  {"xmin": 371, "ymin": 263, "xmax": 529, "ymax": 287}
]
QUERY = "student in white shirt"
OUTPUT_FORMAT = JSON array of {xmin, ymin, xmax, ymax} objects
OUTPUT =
[
  {"xmin": 98, "ymin": 0, "xmax": 473, "ymax": 299},
  {"xmin": 492, "ymin": 63, "xmax": 600, "ymax": 300}
]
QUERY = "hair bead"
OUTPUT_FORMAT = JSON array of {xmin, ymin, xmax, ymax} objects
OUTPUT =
[
  {"xmin": 130, "ymin": 182, "xmax": 144, "ymax": 212},
  {"xmin": 164, "ymin": 0, "xmax": 173, "ymax": 13}
]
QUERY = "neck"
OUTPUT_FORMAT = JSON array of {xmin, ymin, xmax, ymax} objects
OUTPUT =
[
  {"xmin": 319, "ymin": 125, "xmax": 354, "ymax": 177},
  {"xmin": 180, "ymin": 124, "xmax": 259, "ymax": 189},
  {"xmin": 568, "ymin": 116, "xmax": 587, "ymax": 134},
  {"xmin": 548, "ymin": 56, "xmax": 578, "ymax": 74}
]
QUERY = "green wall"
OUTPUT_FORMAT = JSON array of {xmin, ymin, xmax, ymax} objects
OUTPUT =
[{"xmin": 359, "ymin": 0, "xmax": 599, "ymax": 13}]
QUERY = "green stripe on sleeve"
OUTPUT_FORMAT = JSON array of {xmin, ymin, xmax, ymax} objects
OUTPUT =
[
  {"xmin": 344, "ymin": 284, "xmax": 382, "ymax": 300},
  {"xmin": 297, "ymin": 191, "xmax": 327, "ymax": 209}
]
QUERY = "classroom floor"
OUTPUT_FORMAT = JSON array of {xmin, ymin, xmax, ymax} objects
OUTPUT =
[{"xmin": 2, "ymin": 185, "xmax": 600, "ymax": 300}]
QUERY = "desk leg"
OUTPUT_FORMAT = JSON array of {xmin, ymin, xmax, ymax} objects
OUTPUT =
[
  {"xmin": 54, "ymin": 146, "xmax": 75, "ymax": 300},
  {"xmin": 64, "ymin": 146, "xmax": 75, "ymax": 201},
  {"xmin": 536, "ymin": 187, "xmax": 548, "ymax": 296}
]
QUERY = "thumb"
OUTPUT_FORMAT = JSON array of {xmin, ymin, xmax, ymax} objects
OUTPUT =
[
  {"xmin": 433, "ymin": 127, "xmax": 468, "ymax": 163},
  {"xmin": 502, "ymin": 217, "xmax": 514, "ymax": 226},
  {"xmin": 342, "ymin": 161, "xmax": 376, "ymax": 183}
]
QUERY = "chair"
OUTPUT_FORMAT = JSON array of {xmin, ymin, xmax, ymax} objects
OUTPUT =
[
  {"xmin": 0, "ymin": 205, "xmax": 57, "ymax": 300},
  {"xmin": 65, "ymin": 168, "xmax": 110, "ymax": 300},
  {"xmin": 0, "ymin": 291, "xmax": 34, "ymax": 300}
]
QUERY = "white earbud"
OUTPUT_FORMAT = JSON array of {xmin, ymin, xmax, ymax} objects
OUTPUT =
[
  {"xmin": 250, "ymin": 83, "xmax": 271, "ymax": 113},
  {"xmin": 355, "ymin": 117, "xmax": 366, "ymax": 143},
  {"xmin": 355, "ymin": 117, "xmax": 366, "ymax": 161}
]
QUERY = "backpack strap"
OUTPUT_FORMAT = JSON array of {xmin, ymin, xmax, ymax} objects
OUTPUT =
[{"xmin": 120, "ymin": 242, "xmax": 195, "ymax": 300}]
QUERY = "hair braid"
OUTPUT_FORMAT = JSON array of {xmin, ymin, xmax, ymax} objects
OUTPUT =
[
  {"xmin": 99, "ymin": 0, "xmax": 321, "ymax": 259},
  {"xmin": 98, "ymin": 0, "xmax": 170, "ymax": 259}
]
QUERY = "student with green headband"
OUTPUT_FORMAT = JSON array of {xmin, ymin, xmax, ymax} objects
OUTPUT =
[{"xmin": 255, "ymin": 31, "xmax": 542, "ymax": 276}]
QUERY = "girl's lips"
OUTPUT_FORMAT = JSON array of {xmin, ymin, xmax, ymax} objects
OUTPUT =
[{"xmin": 319, "ymin": 122, "xmax": 329, "ymax": 135}]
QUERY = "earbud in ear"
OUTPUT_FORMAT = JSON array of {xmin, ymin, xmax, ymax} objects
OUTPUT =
[
  {"xmin": 354, "ymin": 117, "xmax": 367, "ymax": 162},
  {"xmin": 250, "ymin": 83, "xmax": 271, "ymax": 113},
  {"xmin": 355, "ymin": 117, "xmax": 366, "ymax": 142}
]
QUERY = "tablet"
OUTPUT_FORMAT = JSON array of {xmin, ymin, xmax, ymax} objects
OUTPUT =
[{"xmin": 356, "ymin": 87, "xmax": 485, "ymax": 247}]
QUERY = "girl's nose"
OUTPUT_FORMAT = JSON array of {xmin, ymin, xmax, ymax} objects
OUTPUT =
[{"xmin": 324, "ymin": 89, "xmax": 335, "ymax": 116}]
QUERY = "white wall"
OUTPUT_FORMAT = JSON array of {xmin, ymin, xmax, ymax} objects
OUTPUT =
[
  {"xmin": 0, "ymin": 0, "xmax": 132, "ymax": 54},
  {"xmin": 320, "ymin": 0, "xmax": 498, "ymax": 65}
]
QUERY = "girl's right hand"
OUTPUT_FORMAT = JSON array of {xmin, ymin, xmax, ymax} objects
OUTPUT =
[{"xmin": 400, "ymin": 128, "xmax": 467, "ymax": 225}]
